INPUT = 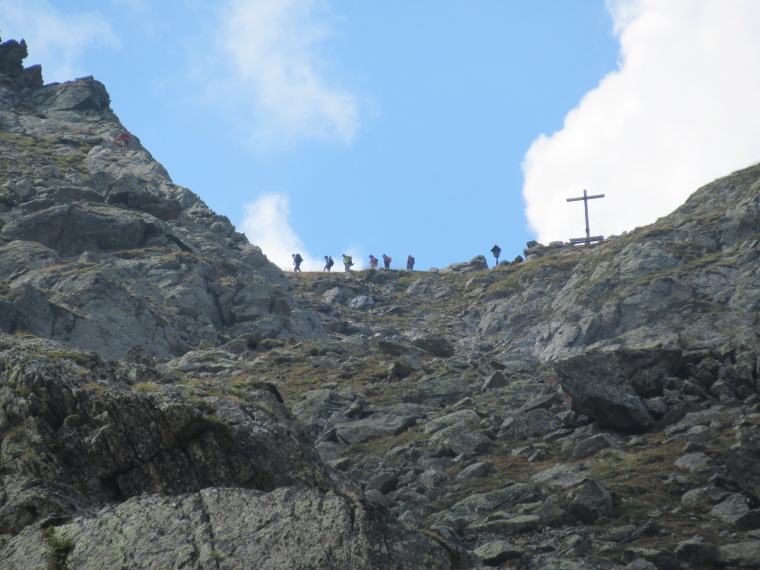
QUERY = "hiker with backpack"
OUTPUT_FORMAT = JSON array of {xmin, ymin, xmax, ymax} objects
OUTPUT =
[
  {"xmin": 323, "ymin": 255, "xmax": 334, "ymax": 272},
  {"xmin": 292, "ymin": 253, "xmax": 303, "ymax": 272},
  {"xmin": 369, "ymin": 255, "xmax": 378, "ymax": 269},
  {"xmin": 112, "ymin": 131, "xmax": 132, "ymax": 150},
  {"xmin": 406, "ymin": 255, "xmax": 415, "ymax": 271},
  {"xmin": 342, "ymin": 253, "xmax": 353, "ymax": 272},
  {"xmin": 382, "ymin": 254, "xmax": 391, "ymax": 269}
]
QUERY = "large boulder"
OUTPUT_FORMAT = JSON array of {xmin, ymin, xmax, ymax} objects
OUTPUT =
[
  {"xmin": 45, "ymin": 75, "xmax": 111, "ymax": 112},
  {"xmin": 3, "ymin": 488, "xmax": 454, "ymax": 570},
  {"xmin": 411, "ymin": 335, "xmax": 455, "ymax": 358},
  {"xmin": 554, "ymin": 351, "xmax": 654, "ymax": 433},
  {"xmin": 440, "ymin": 255, "xmax": 489, "ymax": 274},
  {"xmin": 335, "ymin": 413, "xmax": 417, "ymax": 444},
  {"xmin": 727, "ymin": 425, "xmax": 760, "ymax": 501}
]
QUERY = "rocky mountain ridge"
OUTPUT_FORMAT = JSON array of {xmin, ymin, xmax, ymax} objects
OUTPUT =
[
  {"xmin": 2, "ymin": 36, "xmax": 760, "ymax": 569},
  {"xmin": 0, "ymin": 37, "xmax": 325, "ymax": 361}
]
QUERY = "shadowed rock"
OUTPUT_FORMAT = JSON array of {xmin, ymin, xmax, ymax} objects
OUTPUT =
[{"xmin": 555, "ymin": 350, "xmax": 654, "ymax": 433}]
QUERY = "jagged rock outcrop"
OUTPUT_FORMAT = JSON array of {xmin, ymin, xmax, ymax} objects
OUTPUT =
[
  {"xmin": 0, "ymin": 334, "xmax": 459, "ymax": 569},
  {"xmin": 472, "ymin": 164, "xmax": 760, "ymax": 361},
  {"xmin": 0, "ymin": 335, "xmax": 330, "ymax": 534},
  {"xmin": 0, "ymin": 37, "xmax": 324, "ymax": 360}
]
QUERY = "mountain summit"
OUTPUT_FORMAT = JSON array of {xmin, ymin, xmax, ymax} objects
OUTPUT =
[
  {"xmin": 3, "ymin": 37, "xmax": 760, "ymax": 569},
  {"xmin": 0, "ymin": 37, "xmax": 325, "ymax": 360}
]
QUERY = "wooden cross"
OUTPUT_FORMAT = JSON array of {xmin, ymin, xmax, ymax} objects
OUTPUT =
[{"xmin": 566, "ymin": 189, "xmax": 605, "ymax": 245}]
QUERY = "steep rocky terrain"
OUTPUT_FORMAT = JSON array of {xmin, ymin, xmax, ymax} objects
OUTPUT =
[
  {"xmin": 0, "ymin": 38, "xmax": 324, "ymax": 361},
  {"xmin": 2, "ymin": 36, "xmax": 760, "ymax": 569}
]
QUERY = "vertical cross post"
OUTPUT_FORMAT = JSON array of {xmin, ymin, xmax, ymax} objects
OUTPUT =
[{"xmin": 566, "ymin": 190, "xmax": 605, "ymax": 245}]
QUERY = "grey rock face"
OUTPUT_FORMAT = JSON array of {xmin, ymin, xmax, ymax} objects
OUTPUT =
[
  {"xmin": 410, "ymin": 335, "xmax": 455, "ymax": 357},
  {"xmin": 555, "ymin": 350, "xmax": 655, "ymax": 432},
  {"xmin": 472, "ymin": 164, "xmax": 760, "ymax": 362},
  {"xmin": 0, "ymin": 334, "xmax": 461, "ymax": 569},
  {"xmin": 0, "ymin": 41, "xmax": 323, "ymax": 359},
  {"xmin": 473, "ymin": 540, "xmax": 522, "ymax": 565},
  {"xmin": 567, "ymin": 478, "xmax": 613, "ymax": 524},
  {"xmin": 335, "ymin": 413, "xmax": 417, "ymax": 444},
  {"xmin": 506, "ymin": 408, "xmax": 563, "ymax": 440},
  {"xmin": 715, "ymin": 541, "xmax": 760, "ymax": 568},
  {"xmin": 1, "ymin": 203, "xmax": 146, "ymax": 254},
  {"xmin": 0, "ymin": 336, "xmax": 329, "ymax": 535},
  {"xmin": 727, "ymin": 425, "xmax": 760, "ymax": 501},
  {"xmin": 404, "ymin": 375, "xmax": 469, "ymax": 406},
  {"xmin": 440, "ymin": 254, "xmax": 489, "ymax": 274},
  {"xmin": 5, "ymin": 487, "xmax": 452, "ymax": 570}
]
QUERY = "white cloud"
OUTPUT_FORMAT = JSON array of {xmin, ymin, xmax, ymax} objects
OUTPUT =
[
  {"xmin": 240, "ymin": 193, "xmax": 363, "ymax": 272},
  {"xmin": 215, "ymin": 0, "xmax": 359, "ymax": 151},
  {"xmin": 522, "ymin": 0, "xmax": 760, "ymax": 244},
  {"xmin": 0, "ymin": 0, "xmax": 120, "ymax": 83}
]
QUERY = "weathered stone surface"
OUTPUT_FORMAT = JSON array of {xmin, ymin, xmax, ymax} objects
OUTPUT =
[
  {"xmin": 457, "ymin": 461, "xmax": 493, "ymax": 479},
  {"xmin": 1, "ymin": 203, "xmax": 146, "ymax": 255},
  {"xmin": 21, "ymin": 488, "xmax": 452, "ymax": 570},
  {"xmin": 469, "ymin": 514, "xmax": 540, "ymax": 535},
  {"xmin": 483, "ymin": 369, "xmax": 508, "ymax": 390},
  {"xmin": 440, "ymin": 255, "xmax": 489, "ymax": 274},
  {"xmin": 675, "ymin": 536, "xmax": 716, "ymax": 566},
  {"xmin": 389, "ymin": 353, "xmax": 425, "ymax": 380},
  {"xmin": 531, "ymin": 464, "xmax": 589, "ymax": 490},
  {"xmin": 622, "ymin": 547, "xmax": 678, "ymax": 570},
  {"xmin": 0, "ymin": 336, "xmax": 328, "ymax": 534},
  {"xmin": 567, "ymin": 478, "xmax": 613, "ymax": 524},
  {"xmin": 410, "ymin": 335, "xmax": 455, "ymax": 357},
  {"xmin": 0, "ymin": 39, "xmax": 29, "ymax": 79},
  {"xmin": 335, "ymin": 413, "xmax": 417, "ymax": 444},
  {"xmin": 292, "ymin": 389, "xmax": 348, "ymax": 439},
  {"xmin": 423, "ymin": 409, "xmax": 480, "ymax": 434},
  {"xmin": 715, "ymin": 541, "xmax": 760, "ymax": 568},
  {"xmin": 711, "ymin": 493, "xmax": 748, "ymax": 521},
  {"xmin": 404, "ymin": 375, "xmax": 468, "ymax": 406},
  {"xmin": 564, "ymin": 432, "xmax": 618, "ymax": 459},
  {"xmin": 450, "ymin": 484, "xmax": 538, "ymax": 516},
  {"xmin": 674, "ymin": 452, "xmax": 712, "ymax": 472},
  {"xmin": 727, "ymin": 425, "xmax": 760, "ymax": 501},
  {"xmin": 0, "ymin": 47, "xmax": 323, "ymax": 360},
  {"xmin": 555, "ymin": 351, "xmax": 654, "ymax": 433},
  {"xmin": 376, "ymin": 338, "xmax": 427, "ymax": 357},
  {"xmin": 429, "ymin": 423, "xmax": 492, "ymax": 456},
  {"xmin": 473, "ymin": 540, "xmax": 522, "ymax": 565},
  {"xmin": 506, "ymin": 408, "xmax": 563, "ymax": 440}
]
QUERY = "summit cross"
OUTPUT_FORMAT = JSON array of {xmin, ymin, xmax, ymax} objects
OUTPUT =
[{"xmin": 566, "ymin": 189, "xmax": 605, "ymax": 245}]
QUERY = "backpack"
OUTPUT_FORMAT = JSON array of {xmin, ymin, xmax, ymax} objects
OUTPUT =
[
  {"xmin": 327, "ymin": 257, "xmax": 334, "ymax": 267},
  {"xmin": 295, "ymin": 254, "xmax": 303, "ymax": 263}
]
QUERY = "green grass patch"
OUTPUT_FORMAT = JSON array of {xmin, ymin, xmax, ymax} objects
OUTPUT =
[
  {"xmin": 43, "ymin": 526, "xmax": 74, "ymax": 570},
  {"xmin": 63, "ymin": 414, "xmax": 85, "ymax": 428}
]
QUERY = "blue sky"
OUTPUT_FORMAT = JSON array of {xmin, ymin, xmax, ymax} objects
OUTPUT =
[{"xmin": 3, "ymin": 1, "xmax": 760, "ymax": 271}]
